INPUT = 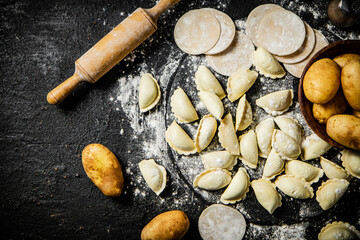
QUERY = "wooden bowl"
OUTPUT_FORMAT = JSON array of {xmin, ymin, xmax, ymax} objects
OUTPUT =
[{"xmin": 298, "ymin": 40, "xmax": 360, "ymax": 149}]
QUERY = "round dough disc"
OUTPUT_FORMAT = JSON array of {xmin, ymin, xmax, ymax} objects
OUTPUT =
[
  {"xmin": 284, "ymin": 30, "xmax": 329, "ymax": 78},
  {"xmin": 204, "ymin": 8, "xmax": 236, "ymax": 55},
  {"xmin": 199, "ymin": 204, "xmax": 246, "ymax": 240},
  {"xmin": 275, "ymin": 22, "xmax": 316, "ymax": 64},
  {"xmin": 206, "ymin": 31, "xmax": 255, "ymax": 76},
  {"xmin": 256, "ymin": 9, "xmax": 306, "ymax": 56},
  {"xmin": 174, "ymin": 9, "xmax": 221, "ymax": 55},
  {"xmin": 245, "ymin": 4, "xmax": 284, "ymax": 47}
]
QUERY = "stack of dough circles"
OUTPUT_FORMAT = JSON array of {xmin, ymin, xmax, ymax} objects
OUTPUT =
[
  {"xmin": 206, "ymin": 31, "xmax": 255, "ymax": 76},
  {"xmin": 256, "ymin": 8, "xmax": 306, "ymax": 56},
  {"xmin": 284, "ymin": 30, "xmax": 329, "ymax": 78}
]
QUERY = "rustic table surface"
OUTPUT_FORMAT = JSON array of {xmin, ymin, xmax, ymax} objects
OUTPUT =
[{"xmin": 1, "ymin": 0, "xmax": 359, "ymax": 239}]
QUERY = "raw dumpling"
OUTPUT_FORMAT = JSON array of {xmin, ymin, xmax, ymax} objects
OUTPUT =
[
  {"xmin": 272, "ymin": 130, "xmax": 301, "ymax": 160},
  {"xmin": 256, "ymin": 90, "xmax": 293, "ymax": 116},
  {"xmin": 285, "ymin": 160, "xmax": 324, "ymax": 184},
  {"xmin": 263, "ymin": 148, "xmax": 284, "ymax": 179},
  {"xmin": 194, "ymin": 168, "xmax": 232, "ymax": 190},
  {"xmin": 275, "ymin": 175, "xmax": 314, "ymax": 199},
  {"xmin": 341, "ymin": 149, "xmax": 360, "ymax": 179},
  {"xmin": 138, "ymin": 159, "xmax": 167, "ymax": 195},
  {"xmin": 239, "ymin": 129, "xmax": 258, "ymax": 169},
  {"xmin": 255, "ymin": 118, "xmax": 275, "ymax": 158},
  {"xmin": 195, "ymin": 115, "xmax": 217, "ymax": 152},
  {"xmin": 227, "ymin": 68, "xmax": 258, "ymax": 102},
  {"xmin": 201, "ymin": 151, "xmax": 237, "ymax": 170},
  {"xmin": 318, "ymin": 221, "xmax": 360, "ymax": 240},
  {"xmin": 165, "ymin": 121, "xmax": 196, "ymax": 155},
  {"xmin": 235, "ymin": 94, "xmax": 253, "ymax": 131},
  {"xmin": 218, "ymin": 113, "xmax": 240, "ymax": 155},
  {"xmin": 316, "ymin": 178, "xmax": 349, "ymax": 210},
  {"xmin": 274, "ymin": 116, "xmax": 303, "ymax": 143},
  {"xmin": 220, "ymin": 167, "xmax": 250, "ymax": 204},
  {"xmin": 301, "ymin": 133, "xmax": 332, "ymax": 161},
  {"xmin": 252, "ymin": 47, "xmax": 286, "ymax": 79},
  {"xmin": 199, "ymin": 91, "xmax": 224, "ymax": 120},
  {"xmin": 171, "ymin": 88, "xmax": 199, "ymax": 123},
  {"xmin": 251, "ymin": 178, "xmax": 282, "ymax": 214},
  {"xmin": 138, "ymin": 73, "xmax": 161, "ymax": 112},
  {"xmin": 320, "ymin": 156, "xmax": 351, "ymax": 181},
  {"xmin": 195, "ymin": 65, "xmax": 226, "ymax": 99}
]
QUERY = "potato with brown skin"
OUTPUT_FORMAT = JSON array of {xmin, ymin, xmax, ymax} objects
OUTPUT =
[
  {"xmin": 82, "ymin": 143, "xmax": 124, "ymax": 197},
  {"xmin": 313, "ymin": 90, "xmax": 348, "ymax": 124},
  {"xmin": 341, "ymin": 60, "xmax": 360, "ymax": 111},
  {"xmin": 333, "ymin": 53, "xmax": 360, "ymax": 68},
  {"xmin": 303, "ymin": 58, "xmax": 341, "ymax": 104},
  {"xmin": 141, "ymin": 210, "xmax": 190, "ymax": 240},
  {"xmin": 326, "ymin": 114, "xmax": 360, "ymax": 150}
]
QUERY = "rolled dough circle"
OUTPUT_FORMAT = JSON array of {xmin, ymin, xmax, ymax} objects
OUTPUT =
[
  {"xmin": 206, "ymin": 31, "xmax": 255, "ymax": 76},
  {"xmin": 257, "ymin": 9, "xmax": 306, "ymax": 56},
  {"xmin": 198, "ymin": 204, "xmax": 246, "ymax": 240},
  {"xmin": 284, "ymin": 30, "xmax": 329, "ymax": 78},
  {"xmin": 204, "ymin": 8, "xmax": 236, "ymax": 55},
  {"xmin": 245, "ymin": 4, "xmax": 284, "ymax": 47},
  {"xmin": 174, "ymin": 9, "xmax": 221, "ymax": 55},
  {"xmin": 275, "ymin": 22, "xmax": 316, "ymax": 64}
]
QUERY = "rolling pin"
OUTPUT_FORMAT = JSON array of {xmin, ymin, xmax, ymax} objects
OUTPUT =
[{"xmin": 47, "ymin": 0, "xmax": 181, "ymax": 104}]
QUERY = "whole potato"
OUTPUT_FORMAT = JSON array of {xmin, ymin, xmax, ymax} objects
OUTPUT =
[
  {"xmin": 82, "ymin": 143, "xmax": 124, "ymax": 197},
  {"xmin": 341, "ymin": 60, "xmax": 360, "ymax": 111},
  {"xmin": 333, "ymin": 53, "xmax": 360, "ymax": 68},
  {"xmin": 313, "ymin": 90, "xmax": 348, "ymax": 124},
  {"xmin": 303, "ymin": 58, "xmax": 341, "ymax": 104},
  {"xmin": 326, "ymin": 114, "xmax": 360, "ymax": 150},
  {"xmin": 141, "ymin": 210, "xmax": 189, "ymax": 240}
]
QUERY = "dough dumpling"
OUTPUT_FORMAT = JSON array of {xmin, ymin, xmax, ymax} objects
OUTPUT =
[
  {"xmin": 201, "ymin": 151, "xmax": 237, "ymax": 170},
  {"xmin": 239, "ymin": 130, "xmax": 258, "ymax": 169},
  {"xmin": 138, "ymin": 159, "xmax": 167, "ymax": 195},
  {"xmin": 318, "ymin": 221, "xmax": 360, "ymax": 240},
  {"xmin": 165, "ymin": 121, "xmax": 196, "ymax": 155},
  {"xmin": 195, "ymin": 65, "xmax": 226, "ymax": 99},
  {"xmin": 218, "ymin": 113, "xmax": 240, "ymax": 155},
  {"xmin": 139, "ymin": 73, "xmax": 161, "ymax": 112},
  {"xmin": 272, "ymin": 130, "xmax": 301, "ymax": 160},
  {"xmin": 199, "ymin": 91, "xmax": 224, "ymax": 120},
  {"xmin": 194, "ymin": 168, "xmax": 232, "ymax": 190},
  {"xmin": 263, "ymin": 148, "xmax": 284, "ymax": 179},
  {"xmin": 227, "ymin": 68, "xmax": 258, "ymax": 102},
  {"xmin": 195, "ymin": 115, "xmax": 217, "ymax": 152},
  {"xmin": 274, "ymin": 116, "xmax": 302, "ymax": 143},
  {"xmin": 235, "ymin": 94, "xmax": 253, "ymax": 131},
  {"xmin": 301, "ymin": 133, "xmax": 332, "ymax": 161},
  {"xmin": 251, "ymin": 178, "xmax": 282, "ymax": 214},
  {"xmin": 256, "ymin": 90, "xmax": 293, "ymax": 116},
  {"xmin": 220, "ymin": 167, "xmax": 250, "ymax": 204},
  {"xmin": 252, "ymin": 47, "xmax": 286, "ymax": 79},
  {"xmin": 255, "ymin": 118, "xmax": 275, "ymax": 158},
  {"xmin": 316, "ymin": 178, "xmax": 349, "ymax": 210},
  {"xmin": 341, "ymin": 149, "xmax": 360, "ymax": 179},
  {"xmin": 285, "ymin": 160, "xmax": 324, "ymax": 184},
  {"xmin": 171, "ymin": 88, "xmax": 199, "ymax": 123},
  {"xmin": 275, "ymin": 175, "xmax": 314, "ymax": 199},
  {"xmin": 320, "ymin": 156, "xmax": 351, "ymax": 181}
]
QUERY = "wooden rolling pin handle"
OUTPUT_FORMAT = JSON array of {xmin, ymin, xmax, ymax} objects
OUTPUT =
[
  {"xmin": 47, "ymin": 73, "xmax": 83, "ymax": 105},
  {"xmin": 147, "ymin": 0, "xmax": 181, "ymax": 20}
]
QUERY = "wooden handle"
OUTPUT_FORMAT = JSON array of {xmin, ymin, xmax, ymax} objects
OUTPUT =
[
  {"xmin": 47, "ymin": 73, "xmax": 83, "ymax": 104},
  {"xmin": 147, "ymin": 0, "xmax": 181, "ymax": 20}
]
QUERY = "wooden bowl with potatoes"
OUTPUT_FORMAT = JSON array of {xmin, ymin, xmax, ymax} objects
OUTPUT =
[{"xmin": 299, "ymin": 40, "xmax": 360, "ymax": 150}]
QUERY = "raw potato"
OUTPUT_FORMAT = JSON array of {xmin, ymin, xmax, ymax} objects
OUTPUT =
[
  {"xmin": 326, "ymin": 114, "xmax": 360, "ymax": 150},
  {"xmin": 333, "ymin": 53, "xmax": 360, "ymax": 68},
  {"xmin": 141, "ymin": 210, "xmax": 190, "ymax": 240},
  {"xmin": 312, "ymin": 90, "xmax": 348, "ymax": 124},
  {"xmin": 341, "ymin": 60, "xmax": 360, "ymax": 111},
  {"xmin": 82, "ymin": 143, "xmax": 124, "ymax": 197},
  {"xmin": 303, "ymin": 58, "xmax": 340, "ymax": 104}
]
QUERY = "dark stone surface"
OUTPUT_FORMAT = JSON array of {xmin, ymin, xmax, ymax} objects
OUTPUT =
[{"xmin": 0, "ymin": 0, "xmax": 359, "ymax": 239}]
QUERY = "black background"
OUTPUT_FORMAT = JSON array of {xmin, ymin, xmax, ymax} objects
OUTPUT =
[{"xmin": 1, "ymin": 0, "xmax": 359, "ymax": 239}]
